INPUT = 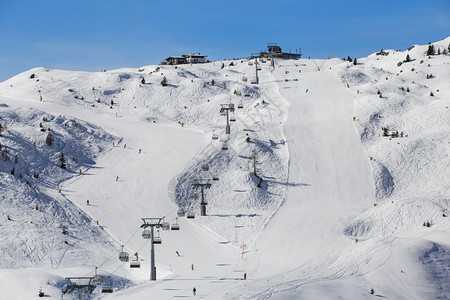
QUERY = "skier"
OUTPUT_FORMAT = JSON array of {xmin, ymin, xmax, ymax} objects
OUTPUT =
[
  {"xmin": 139, "ymin": 149, "xmax": 141, "ymax": 154},
  {"xmin": 86, "ymin": 200, "xmax": 90, "ymax": 206},
  {"xmin": 244, "ymin": 273, "xmax": 247, "ymax": 280},
  {"xmin": 306, "ymin": 89, "xmax": 309, "ymax": 93},
  {"xmin": 116, "ymin": 176, "xmax": 119, "ymax": 181},
  {"xmin": 193, "ymin": 287, "xmax": 196, "ymax": 296},
  {"xmin": 176, "ymin": 251, "xmax": 180, "ymax": 257},
  {"xmin": 124, "ymin": 144, "xmax": 126, "ymax": 148},
  {"xmin": 191, "ymin": 264, "xmax": 194, "ymax": 271}
]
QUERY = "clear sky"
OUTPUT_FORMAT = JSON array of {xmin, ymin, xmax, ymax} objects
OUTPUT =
[{"xmin": 0, "ymin": 0, "xmax": 449, "ymax": 82}]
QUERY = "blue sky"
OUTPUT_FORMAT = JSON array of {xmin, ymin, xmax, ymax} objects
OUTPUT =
[{"xmin": 0, "ymin": 0, "xmax": 449, "ymax": 82}]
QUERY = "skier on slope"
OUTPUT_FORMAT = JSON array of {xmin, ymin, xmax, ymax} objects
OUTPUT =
[
  {"xmin": 193, "ymin": 287, "xmax": 196, "ymax": 295},
  {"xmin": 244, "ymin": 273, "xmax": 247, "ymax": 280}
]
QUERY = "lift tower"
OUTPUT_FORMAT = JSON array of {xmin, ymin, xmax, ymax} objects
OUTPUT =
[
  {"xmin": 250, "ymin": 53, "xmax": 260, "ymax": 84},
  {"xmin": 63, "ymin": 277, "xmax": 96, "ymax": 300},
  {"xmin": 192, "ymin": 179, "xmax": 212, "ymax": 216},
  {"xmin": 220, "ymin": 103, "xmax": 235, "ymax": 134},
  {"xmin": 140, "ymin": 217, "xmax": 166, "ymax": 281}
]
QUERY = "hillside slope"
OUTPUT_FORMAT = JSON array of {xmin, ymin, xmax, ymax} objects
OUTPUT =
[{"xmin": 0, "ymin": 37, "xmax": 449, "ymax": 299}]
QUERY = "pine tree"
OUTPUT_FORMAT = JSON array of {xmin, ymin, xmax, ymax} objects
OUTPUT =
[
  {"xmin": 161, "ymin": 76, "xmax": 168, "ymax": 87},
  {"xmin": 11, "ymin": 167, "xmax": 15, "ymax": 175},
  {"xmin": 426, "ymin": 44, "xmax": 435, "ymax": 56},
  {"xmin": 45, "ymin": 132, "xmax": 54, "ymax": 146},
  {"xmin": 141, "ymin": 78, "xmax": 146, "ymax": 84},
  {"xmin": 59, "ymin": 152, "xmax": 67, "ymax": 169},
  {"xmin": 211, "ymin": 79, "xmax": 215, "ymax": 86},
  {"xmin": 353, "ymin": 58, "xmax": 357, "ymax": 65}
]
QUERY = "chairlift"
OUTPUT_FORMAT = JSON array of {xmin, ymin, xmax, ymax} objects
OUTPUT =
[
  {"xmin": 248, "ymin": 61, "xmax": 253, "ymax": 66},
  {"xmin": 238, "ymin": 101, "xmax": 243, "ymax": 109},
  {"xmin": 202, "ymin": 164, "xmax": 209, "ymax": 171},
  {"xmin": 212, "ymin": 175, "xmax": 219, "ymax": 181},
  {"xmin": 153, "ymin": 230, "xmax": 162, "ymax": 244},
  {"xmin": 220, "ymin": 111, "xmax": 227, "ymax": 116},
  {"xmin": 187, "ymin": 212, "xmax": 195, "ymax": 219},
  {"xmin": 171, "ymin": 218, "xmax": 180, "ymax": 230},
  {"xmin": 230, "ymin": 115, "xmax": 236, "ymax": 122},
  {"xmin": 119, "ymin": 245, "xmax": 129, "ymax": 262},
  {"xmin": 244, "ymin": 93, "xmax": 250, "ymax": 97},
  {"xmin": 250, "ymin": 78, "xmax": 257, "ymax": 84},
  {"xmin": 161, "ymin": 222, "xmax": 170, "ymax": 230},
  {"xmin": 102, "ymin": 277, "xmax": 113, "ymax": 293},
  {"xmin": 242, "ymin": 77, "xmax": 248, "ymax": 82},
  {"xmin": 212, "ymin": 130, "xmax": 218, "ymax": 140},
  {"xmin": 130, "ymin": 253, "xmax": 140, "ymax": 268},
  {"xmin": 222, "ymin": 144, "xmax": 228, "ymax": 150},
  {"xmin": 142, "ymin": 229, "xmax": 151, "ymax": 239},
  {"xmin": 93, "ymin": 267, "xmax": 103, "ymax": 284},
  {"xmin": 177, "ymin": 209, "xmax": 185, "ymax": 217},
  {"xmin": 257, "ymin": 65, "xmax": 261, "ymax": 71}
]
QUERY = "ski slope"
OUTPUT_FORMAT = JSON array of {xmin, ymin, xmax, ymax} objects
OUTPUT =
[{"xmin": 0, "ymin": 38, "xmax": 449, "ymax": 299}]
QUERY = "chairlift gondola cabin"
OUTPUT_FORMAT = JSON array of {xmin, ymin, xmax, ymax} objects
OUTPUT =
[
  {"xmin": 177, "ymin": 209, "xmax": 185, "ymax": 217},
  {"xmin": 212, "ymin": 130, "xmax": 218, "ymax": 140},
  {"xmin": 161, "ymin": 222, "xmax": 170, "ymax": 230},
  {"xmin": 187, "ymin": 212, "xmax": 195, "ymax": 219},
  {"xmin": 171, "ymin": 218, "xmax": 180, "ymax": 230},
  {"xmin": 102, "ymin": 277, "xmax": 113, "ymax": 293},
  {"xmin": 222, "ymin": 144, "xmax": 228, "ymax": 151},
  {"xmin": 257, "ymin": 64, "xmax": 262, "ymax": 71},
  {"xmin": 251, "ymin": 78, "xmax": 257, "ymax": 84},
  {"xmin": 102, "ymin": 286, "xmax": 113, "ymax": 293},
  {"xmin": 230, "ymin": 115, "xmax": 236, "ymax": 122},
  {"xmin": 130, "ymin": 253, "xmax": 140, "ymax": 268},
  {"xmin": 202, "ymin": 164, "xmax": 209, "ymax": 171},
  {"xmin": 93, "ymin": 267, "xmax": 103, "ymax": 284},
  {"xmin": 212, "ymin": 175, "xmax": 219, "ymax": 181},
  {"xmin": 153, "ymin": 230, "xmax": 162, "ymax": 244},
  {"xmin": 119, "ymin": 245, "xmax": 129, "ymax": 262},
  {"xmin": 142, "ymin": 229, "xmax": 151, "ymax": 239},
  {"xmin": 238, "ymin": 101, "xmax": 243, "ymax": 109}
]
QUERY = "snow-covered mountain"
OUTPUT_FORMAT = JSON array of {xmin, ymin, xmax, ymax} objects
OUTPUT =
[{"xmin": 0, "ymin": 37, "xmax": 448, "ymax": 299}]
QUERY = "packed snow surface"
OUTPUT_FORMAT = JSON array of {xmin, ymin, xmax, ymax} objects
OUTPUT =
[{"xmin": 0, "ymin": 38, "xmax": 449, "ymax": 299}]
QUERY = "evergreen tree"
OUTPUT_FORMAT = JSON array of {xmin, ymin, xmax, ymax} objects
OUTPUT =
[
  {"xmin": 161, "ymin": 76, "xmax": 168, "ymax": 86},
  {"xmin": 141, "ymin": 78, "xmax": 146, "ymax": 84},
  {"xmin": 353, "ymin": 58, "xmax": 357, "ymax": 65},
  {"xmin": 59, "ymin": 152, "xmax": 67, "ymax": 169},
  {"xmin": 11, "ymin": 167, "xmax": 15, "ymax": 175},
  {"xmin": 211, "ymin": 79, "xmax": 215, "ymax": 86},
  {"xmin": 426, "ymin": 44, "xmax": 435, "ymax": 56},
  {"xmin": 45, "ymin": 132, "xmax": 54, "ymax": 146}
]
